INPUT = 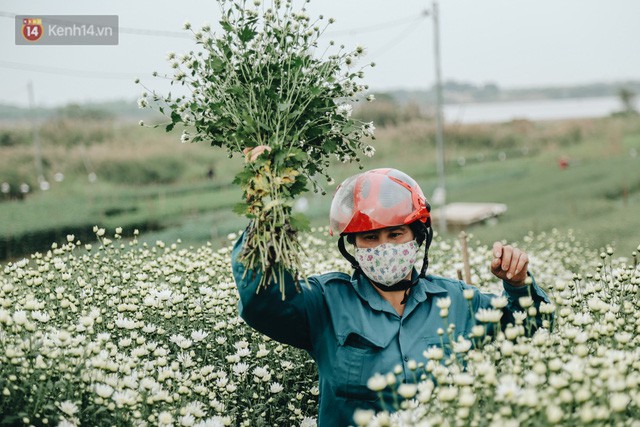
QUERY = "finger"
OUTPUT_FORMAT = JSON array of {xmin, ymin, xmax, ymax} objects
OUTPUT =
[
  {"xmin": 492, "ymin": 242, "xmax": 503, "ymax": 259},
  {"xmin": 514, "ymin": 252, "xmax": 529, "ymax": 277},
  {"xmin": 491, "ymin": 260, "xmax": 503, "ymax": 276},
  {"xmin": 506, "ymin": 249, "xmax": 522, "ymax": 279},
  {"xmin": 491, "ymin": 256, "xmax": 502, "ymax": 271},
  {"xmin": 501, "ymin": 246, "xmax": 513, "ymax": 272},
  {"xmin": 491, "ymin": 242, "xmax": 503, "ymax": 272}
]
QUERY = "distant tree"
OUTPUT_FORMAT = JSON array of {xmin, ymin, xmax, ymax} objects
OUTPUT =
[
  {"xmin": 441, "ymin": 80, "xmax": 478, "ymax": 92},
  {"xmin": 477, "ymin": 82, "xmax": 501, "ymax": 101},
  {"xmin": 55, "ymin": 103, "xmax": 114, "ymax": 120},
  {"xmin": 353, "ymin": 95, "xmax": 424, "ymax": 128},
  {"xmin": 618, "ymin": 88, "xmax": 638, "ymax": 114}
]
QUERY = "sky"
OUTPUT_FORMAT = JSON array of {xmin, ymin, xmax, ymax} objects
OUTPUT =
[{"xmin": 0, "ymin": 0, "xmax": 639, "ymax": 107}]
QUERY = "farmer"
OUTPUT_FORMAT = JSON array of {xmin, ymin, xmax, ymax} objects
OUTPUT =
[{"xmin": 231, "ymin": 168, "xmax": 550, "ymax": 427}]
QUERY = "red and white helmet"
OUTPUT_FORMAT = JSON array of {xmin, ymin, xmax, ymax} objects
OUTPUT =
[{"xmin": 330, "ymin": 168, "xmax": 430, "ymax": 235}]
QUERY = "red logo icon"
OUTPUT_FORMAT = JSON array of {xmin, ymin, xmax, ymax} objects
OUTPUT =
[{"xmin": 22, "ymin": 18, "xmax": 43, "ymax": 42}]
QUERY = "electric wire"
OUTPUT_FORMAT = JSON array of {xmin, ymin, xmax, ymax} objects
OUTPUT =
[
  {"xmin": 0, "ymin": 9, "xmax": 429, "ymax": 80},
  {"xmin": 0, "ymin": 60, "xmax": 141, "ymax": 80},
  {"xmin": 369, "ymin": 14, "xmax": 427, "ymax": 60},
  {"xmin": 1, "ymin": 10, "xmax": 426, "ymax": 39},
  {"xmin": 326, "ymin": 12, "xmax": 427, "ymax": 36}
]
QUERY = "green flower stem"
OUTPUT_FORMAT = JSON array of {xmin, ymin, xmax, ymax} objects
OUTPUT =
[{"xmin": 466, "ymin": 299, "xmax": 475, "ymax": 325}]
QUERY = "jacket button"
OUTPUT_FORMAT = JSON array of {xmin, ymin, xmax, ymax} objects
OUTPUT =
[{"xmin": 403, "ymin": 355, "xmax": 409, "ymax": 362}]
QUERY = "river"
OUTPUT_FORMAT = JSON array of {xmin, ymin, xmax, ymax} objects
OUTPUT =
[{"xmin": 442, "ymin": 96, "xmax": 640, "ymax": 124}]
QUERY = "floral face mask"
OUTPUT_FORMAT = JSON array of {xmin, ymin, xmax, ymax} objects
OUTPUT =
[{"xmin": 355, "ymin": 240, "xmax": 419, "ymax": 287}]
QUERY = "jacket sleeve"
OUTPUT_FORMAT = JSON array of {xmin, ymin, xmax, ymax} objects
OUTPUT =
[
  {"xmin": 231, "ymin": 231, "xmax": 325, "ymax": 352},
  {"xmin": 471, "ymin": 272, "xmax": 551, "ymax": 334},
  {"xmin": 500, "ymin": 273, "xmax": 551, "ymax": 332}
]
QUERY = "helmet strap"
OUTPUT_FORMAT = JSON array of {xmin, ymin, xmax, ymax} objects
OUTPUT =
[
  {"xmin": 339, "ymin": 226, "xmax": 434, "ymax": 305},
  {"xmin": 418, "ymin": 226, "xmax": 433, "ymax": 279},
  {"xmin": 338, "ymin": 235, "xmax": 359, "ymax": 270},
  {"xmin": 370, "ymin": 277, "xmax": 416, "ymax": 292}
]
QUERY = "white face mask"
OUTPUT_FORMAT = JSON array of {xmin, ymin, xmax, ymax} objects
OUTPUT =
[{"xmin": 355, "ymin": 240, "xmax": 420, "ymax": 287}]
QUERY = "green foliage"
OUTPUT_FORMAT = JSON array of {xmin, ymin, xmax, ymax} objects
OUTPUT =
[
  {"xmin": 54, "ymin": 104, "xmax": 115, "ymax": 121},
  {"xmin": 39, "ymin": 118, "xmax": 115, "ymax": 147},
  {"xmin": 1, "ymin": 114, "xmax": 639, "ymax": 260},
  {"xmin": 94, "ymin": 156, "xmax": 185, "ymax": 185},
  {"xmin": 617, "ymin": 87, "xmax": 638, "ymax": 115},
  {"xmin": 0, "ymin": 180, "xmax": 240, "ymax": 260},
  {"xmin": 0, "ymin": 127, "xmax": 30, "ymax": 148},
  {"xmin": 142, "ymin": 0, "xmax": 375, "ymax": 294},
  {"xmin": 353, "ymin": 95, "xmax": 422, "ymax": 128},
  {"xmin": 0, "ymin": 170, "xmax": 34, "ymax": 201},
  {"xmin": 144, "ymin": 0, "xmax": 373, "ymax": 181}
]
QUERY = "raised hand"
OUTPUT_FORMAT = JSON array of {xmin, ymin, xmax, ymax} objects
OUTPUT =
[{"xmin": 490, "ymin": 241, "xmax": 529, "ymax": 287}]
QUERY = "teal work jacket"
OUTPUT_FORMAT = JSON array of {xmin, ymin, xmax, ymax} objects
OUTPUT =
[{"xmin": 231, "ymin": 234, "xmax": 550, "ymax": 427}]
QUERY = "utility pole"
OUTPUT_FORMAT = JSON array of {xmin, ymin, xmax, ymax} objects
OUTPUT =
[
  {"xmin": 27, "ymin": 81, "xmax": 47, "ymax": 190},
  {"xmin": 431, "ymin": 0, "xmax": 447, "ymax": 232}
]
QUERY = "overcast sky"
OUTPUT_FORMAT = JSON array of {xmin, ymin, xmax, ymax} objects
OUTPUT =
[{"xmin": 1, "ymin": 0, "xmax": 638, "ymax": 107}]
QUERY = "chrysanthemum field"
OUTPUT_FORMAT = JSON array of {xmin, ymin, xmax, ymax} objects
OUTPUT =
[{"xmin": 1, "ymin": 228, "xmax": 639, "ymax": 426}]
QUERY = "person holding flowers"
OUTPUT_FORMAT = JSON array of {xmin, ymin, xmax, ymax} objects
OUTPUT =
[{"xmin": 232, "ymin": 167, "xmax": 550, "ymax": 426}]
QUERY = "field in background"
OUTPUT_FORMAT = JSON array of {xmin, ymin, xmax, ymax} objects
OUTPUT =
[{"xmin": 1, "ymin": 113, "xmax": 639, "ymax": 260}]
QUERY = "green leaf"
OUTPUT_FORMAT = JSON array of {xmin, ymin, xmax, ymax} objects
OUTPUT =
[
  {"xmin": 288, "ymin": 148, "xmax": 307, "ymax": 162},
  {"xmin": 210, "ymin": 57, "xmax": 225, "ymax": 73},
  {"xmin": 273, "ymin": 149, "xmax": 287, "ymax": 166},
  {"xmin": 306, "ymin": 85, "xmax": 320, "ymax": 97},
  {"xmin": 238, "ymin": 27, "xmax": 257, "ymax": 43},
  {"xmin": 277, "ymin": 102, "xmax": 291, "ymax": 112},
  {"xmin": 288, "ymin": 109, "xmax": 302, "ymax": 119},
  {"xmin": 342, "ymin": 122, "xmax": 359, "ymax": 134},
  {"xmin": 290, "ymin": 212, "xmax": 310, "ymax": 232},
  {"xmin": 233, "ymin": 202, "xmax": 249, "ymax": 215},
  {"xmin": 165, "ymin": 123, "xmax": 175, "ymax": 132},
  {"xmin": 323, "ymin": 139, "xmax": 337, "ymax": 152},
  {"xmin": 228, "ymin": 85, "xmax": 244, "ymax": 95},
  {"xmin": 294, "ymin": 174, "xmax": 309, "ymax": 192},
  {"xmin": 92, "ymin": 406, "xmax": 109, "ymax": 415},
  {"xmin": 259, "ymin": 122, "xmax": 271, "ymax": 132},
  {"xmin": 220, "ymin": 20, "xmax": 233, "ymax": 33},
  {"xmin": 1, "ymin": 414, "xmax": 23, "ymax": 426}
]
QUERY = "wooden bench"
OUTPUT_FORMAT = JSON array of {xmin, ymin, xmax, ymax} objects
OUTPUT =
[{"xmin": 430, "ymin": 202, "xmax": 507, "ymax": 232}]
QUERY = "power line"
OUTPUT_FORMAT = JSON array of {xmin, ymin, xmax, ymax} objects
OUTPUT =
[
  {"xmin": 369, "ymin": 15, "xmax": 427, "ymax": 59},
  {"xmin": 0, "ymin": 9, "xmax": 428, "ymax": 80},
  {"xmin": 1, "ymin": 10, "xmax": 425, "ymax": 39},
  {"xmin": 0, "ymin": 60, "xmax": 142, "ymax": 80},
  {"xmin": 326, "ymin": 12, "xmax": 427, "ymax": 36},
  {"xmin": 0, "ymin": 11, "xmax": 190, "ymax": 39},
  {"xmin": 119, "ymin": 27, "xmax": 190, "ymax": 39}
]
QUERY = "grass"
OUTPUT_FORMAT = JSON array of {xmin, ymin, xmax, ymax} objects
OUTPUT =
[
  {"xmin": 1, "ymin": 115, "xmax": 639, "ymax": 259},
  {"xmin": 359, "ymin": 116, "xmax": 640, "ymax": 255}
]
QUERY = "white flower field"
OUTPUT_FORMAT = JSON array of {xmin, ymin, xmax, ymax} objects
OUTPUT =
[{"xmin": 1, "ymin": 227, "xmax": 639, "ymax": 426}]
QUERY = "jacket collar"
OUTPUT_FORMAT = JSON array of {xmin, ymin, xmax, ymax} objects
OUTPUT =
[
  {"xmin": 350, "ymin": 269, "xmax": 450, "ymax": 311},
  {"xmin": 413, "ymin": 274, "xmax": 450, "ymax": 302},
  {"xmin": 350, "ymin": 270, "xmax": 388, "ymax": 312}
]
